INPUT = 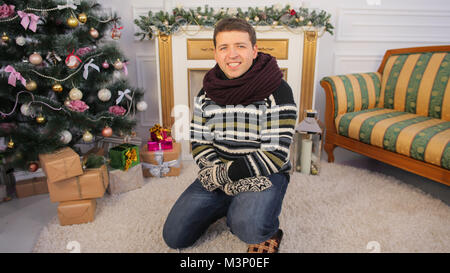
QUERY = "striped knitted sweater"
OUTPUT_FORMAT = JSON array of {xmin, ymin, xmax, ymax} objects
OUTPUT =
[{"xmin": 190, "ymin": 79, "xmax": 298, "ymax": 181}]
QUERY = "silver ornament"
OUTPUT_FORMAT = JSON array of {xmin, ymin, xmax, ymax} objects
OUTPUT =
[
  {"xmin": 16, "ymin": 36, "xmax": 26, "ymax": 46},
  {"xmin": 136, "ymin": 101, "xmax": 148, "ymax": 111},
  {"xmin": 97, "ymin": 88, "xmax": 111, "ymax": 102},
  {"xmin": 59, "ymin": 130, "xmax": 72, "ymax": 144}
]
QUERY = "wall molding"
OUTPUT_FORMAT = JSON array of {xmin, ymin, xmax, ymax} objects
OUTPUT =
[
  {"xmin": 135, "ymin": 54, "xmax": 160, "ymax": 127},
  {"xmin": 337, "ymin": 8, "xmax": 450, "ymax": 43},
  {"xmin": 333, "ymin": 53, "xmax": 384, "ymax": 75}
]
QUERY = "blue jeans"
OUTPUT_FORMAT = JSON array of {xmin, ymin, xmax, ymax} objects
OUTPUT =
[{"xmin": 163, "ymin": 173, "xmax": 289, "ymax": 249}]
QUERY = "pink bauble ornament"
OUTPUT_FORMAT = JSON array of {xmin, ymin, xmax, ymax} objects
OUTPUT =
[
  {"xmin": 102, "ymin": 126, "xmax": 113, "ymax": 137},
  {"xmin": 29, "ymin": 52, "xmax": 43, "ymax": 65},
  {"xmin": 89, "ymin": 27, "xmax": 99, "ymax": 39},
  {"xmin": 28, "ymin": 162, "xmax": 39, "ymax": 172},
  {"xmin": 102, "ymin": 60, "xmax": 109, "ymax": 69}
]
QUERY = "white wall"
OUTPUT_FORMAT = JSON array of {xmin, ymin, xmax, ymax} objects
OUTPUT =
[{"xmin": 98, "ymin": 0, "xmax": 450, "ymax": 159}]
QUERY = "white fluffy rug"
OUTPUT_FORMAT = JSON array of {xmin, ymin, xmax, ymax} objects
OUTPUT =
[{"xmin": 33, "ymin": 161, "xmax": 450, "ymax": 253}]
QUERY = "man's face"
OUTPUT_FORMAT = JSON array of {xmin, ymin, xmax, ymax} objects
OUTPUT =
[{"xmin": 214, "ymin": 31, "xmax": 258, "ymax": 79}]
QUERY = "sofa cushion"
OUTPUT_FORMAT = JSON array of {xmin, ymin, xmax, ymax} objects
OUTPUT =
[
  {"xmin": 378, "ymin": 52, "xmax": 450, "ymax": 121},
  {"xmin": 322, "ymin": 72, "xmax": 382, "ymax": 118},
  {"xmin": 336, "ymin": 108, "xmax": 450, "ymax": 170}
]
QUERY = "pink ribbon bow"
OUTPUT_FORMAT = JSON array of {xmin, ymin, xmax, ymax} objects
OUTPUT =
[
  {"xmin": 17, "ymin": 11, "xmax": 40, "ymax": 32},
  {"xmin": 123, "ymin": 61, "xmax": 129, "ymax": 76},
  {"xmin": 5, "ymin": 65, "xmax": 26, "ymax": 87}
]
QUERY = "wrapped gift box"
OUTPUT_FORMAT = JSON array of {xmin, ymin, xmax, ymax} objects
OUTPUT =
[
  {"xmin": 140, "ymin": 142, "xmax": 182, "ymax": 177},
  {"xmin": 109, "ymin": 144, "xmax": 140, "ymax": 171},
  {"xmin": 47, "ymin": 165, "xmax": 109, "ymax": 203},
  {"xmin": 108, "ymin": 163, "xmax": 144, "ymax": 195},
  {"xmin": 57, "ymin": 199, "xmax": 96, "ymax": 226},
  {"xmin": 15, "ymin": 177, "xmax": 49, "ymax": 198},
  {"xmin": 39, "ymin": 147, "xmax": 83, "ymax": 184},
  {"xmin": 142, "ymin": 163, "xmax": 182, "ymax": 177}
]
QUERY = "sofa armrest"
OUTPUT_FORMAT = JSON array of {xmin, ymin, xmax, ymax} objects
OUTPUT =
[{"xmin": 320, "ymin": 72, "xmax": 382, "ymax": 134}]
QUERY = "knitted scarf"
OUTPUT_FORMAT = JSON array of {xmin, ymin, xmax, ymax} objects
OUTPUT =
[{"xmin": 203, "ymin": 52, "xmax": 283, "ymax": 105}]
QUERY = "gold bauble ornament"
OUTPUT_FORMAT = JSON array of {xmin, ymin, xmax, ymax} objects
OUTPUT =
[
  {"xmin": 77, "ymin": 13, "xmax": 87, "ymax": 24},
  {"xmin": 82, "ymin": 130, "xmax": 93, "ymax": 142},
  {"xmin": 52, "ymin": 83, "xmax": 63, "ymax": 92},
  {"xmin": 7, "ymin": 139, "xmax": 14, "ymax": 149},
  {"xmin": 67, "ymin": 16, "xmax": 79, "ymax": 28},
  {"xmin": 69, "ymin": 88, "xmax": 83, "ymax": 100},
  {"xmin": 89, "ymin": 27, "xmax": 99, "ymax": 39},
  {"xmin": 29, "ymin": 52, "xmax": 43, "ymax": 65},
  {"xmin": 1, "ymin": 32, "xmax": 9, "ymax": 42},
  {"xmin": 36, "ymin": 113, "xmax": 46, "ymax": 124},
  {"xmin": 113, "ymin": 59, "xmax": 124, "ymax": 70},
  {"xmin": 25, "ymin": 80, "xmax": 37, "ymax": 91}
]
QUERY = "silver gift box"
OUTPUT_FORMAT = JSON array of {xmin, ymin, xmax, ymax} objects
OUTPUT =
[{"xmin": 108, "ymin": 163, "xmax": 144, "ymax": 195}]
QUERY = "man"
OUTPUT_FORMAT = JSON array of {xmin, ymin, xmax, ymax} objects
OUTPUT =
[{"xmin": 163, "ymin": 18, "xmax": 297, "ymax": 253}]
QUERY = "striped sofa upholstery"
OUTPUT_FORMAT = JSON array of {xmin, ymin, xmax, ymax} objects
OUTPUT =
[
  {"xmin": 321, "ymin": 51, "xmax": 450, "ymax": 171},
  {"xmin": 379, "ymin": 52, "xmax": 450, "ymax": 120}
]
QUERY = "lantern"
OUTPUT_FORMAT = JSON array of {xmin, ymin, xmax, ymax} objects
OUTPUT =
[{"xmin": 290, "ymin": 110, "xmax": 324, "ymax": 175}]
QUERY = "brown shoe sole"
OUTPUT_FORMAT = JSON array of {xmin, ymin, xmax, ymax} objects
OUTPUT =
[{"xmin": 247, "ymin": 229, "xmax": 283, "ymax": 253}]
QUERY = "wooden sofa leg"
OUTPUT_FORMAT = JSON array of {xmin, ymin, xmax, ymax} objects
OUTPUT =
[{"xmin": 324, "ymin": 143, "xmax": 336, "ymax": 163}]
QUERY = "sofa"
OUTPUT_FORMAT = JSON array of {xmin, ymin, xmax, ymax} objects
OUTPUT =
[{"xmin": 320, "ymin": 45, "xmax": 450, "ymax": 186}]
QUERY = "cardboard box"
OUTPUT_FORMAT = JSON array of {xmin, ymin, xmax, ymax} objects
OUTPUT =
[
  {"xmin": 47, "ymin": 165, "xmax": 109, "ymax": 203},
  {"xmin": 140, "ymin": 142, "xmax": 181, "ymax": 164},
  {"xmin": 108, "ymin": 164, "xmax": 144, "ymax": 194},
  {"xmin": 15, "ymin": 177, "xmax": 49, "ymax": 198},
  {"xmin": 57, "ymin": 199, "xmax": 96, "ymax": 226},
  {"xmin": 140, "ymin": 142, "xmax": 182, "ymax": 177},
  {"xmin": 39, "ymin": 147, "xmax": 83, "ymax": 184}
]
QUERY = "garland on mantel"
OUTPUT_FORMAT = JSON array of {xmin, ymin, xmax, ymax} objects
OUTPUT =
[{"xmin": 134, "ymin": 5, "xmax": 334, "ymax": 40}]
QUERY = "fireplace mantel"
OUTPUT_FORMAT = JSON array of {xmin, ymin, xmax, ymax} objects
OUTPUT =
[{"xmin": 154, "ymin": 25, "xmax": 320, "ymax": 160}]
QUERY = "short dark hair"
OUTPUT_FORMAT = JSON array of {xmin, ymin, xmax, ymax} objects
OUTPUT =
[{"xmin": 213, "ymin": 18, "xmax": 257, "ymax": 48}]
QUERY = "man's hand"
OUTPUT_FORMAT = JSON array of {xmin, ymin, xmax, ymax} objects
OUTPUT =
[
  {"xmin": 222, "ymin": 176, "xmax": 272, "ymax": 196},
  {"xmin": 197, "ymin": 161, "xmax": 232, "ymax": 191}
]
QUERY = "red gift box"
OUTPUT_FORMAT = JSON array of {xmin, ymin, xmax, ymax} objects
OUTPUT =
[{"xmin": 148, "ymin": 137, "xmax": 173, "ymax": 151}]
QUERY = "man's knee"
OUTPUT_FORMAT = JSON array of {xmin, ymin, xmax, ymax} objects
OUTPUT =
[
  {"xmin": 227, "ymin": 212, "xmax": 278, "ymax": 244},
  {"xmin": 163, "ymin": 221, "xmax": 194, "ymax": 249}
]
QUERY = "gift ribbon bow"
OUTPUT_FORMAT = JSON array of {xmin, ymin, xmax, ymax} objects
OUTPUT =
[
  {"xmin": 122, "ymin": 61, "xmax": 129, "ymax": 76},
  {"xmin": 141, "ymin": 153, "xmax": 180, "ymax": 178},
  {"xmin": 150, "ymin": 124, "xmax": 163, "ymax": 141},
  {"xmin": 83, "ymin": 58, "xmax": 100, "ymax": 79},
  {"xmin": 65, "ymin": 49, "xmax": 82, "ymax": 64},
  {"xmin": 4, "ymin": 65, "xmax": 26, "ymax": 87},
  {"xmin": 116, "ymin": 89, "xmax": 132, "ymax": 105},
  {"xmin": 112, "ymin": 25, "xmax": 124, "ymax": 35},
  {"xmin": 17, "ymin": 11, "xmax": 40, "ymax": 32},
  {"xmin": 124, "ymin": 148, "xmax": 138, "ymax": 171},
  {"xmin": 57, "ymin": 0, "xmax": 79, "ymax": 10}
]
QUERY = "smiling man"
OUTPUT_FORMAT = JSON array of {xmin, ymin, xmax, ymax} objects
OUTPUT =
[{"xmin": 163, "ymin": 18, "xmax": 298, "ymax": 253}]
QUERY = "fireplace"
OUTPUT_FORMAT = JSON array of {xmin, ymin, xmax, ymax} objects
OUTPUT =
[{"xmin": 154, "ymin": 26, "xmax": 320, "ymax": 160}]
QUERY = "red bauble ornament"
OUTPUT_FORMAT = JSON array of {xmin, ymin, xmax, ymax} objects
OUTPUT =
[
  {"xmin": 102, "ymin": 126, "xmax": 113, "ymax": 137},
  {"xmin": 28, "ymin": 162, "xmax": 39, "ymax": 172}
]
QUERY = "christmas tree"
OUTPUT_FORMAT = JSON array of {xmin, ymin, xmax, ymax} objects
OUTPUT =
[{"xmin": 0, "ymin": 0, "xmax": 145, "ymax": 171}]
